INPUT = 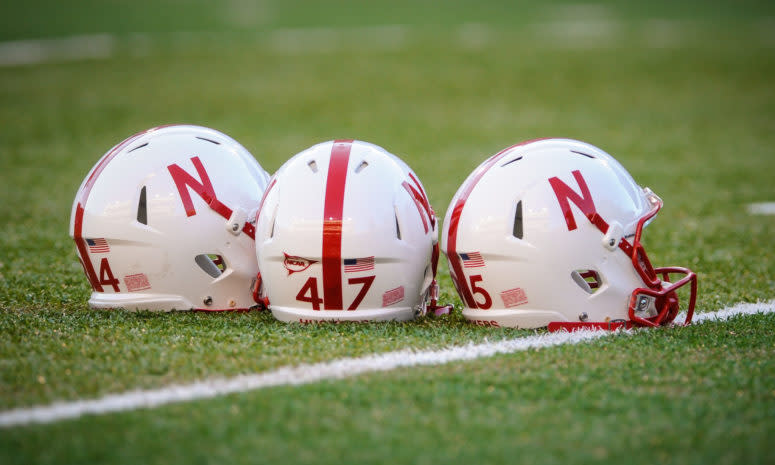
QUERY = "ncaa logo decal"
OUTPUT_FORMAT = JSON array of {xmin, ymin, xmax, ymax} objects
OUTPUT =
[{"xmin": 283, "ymin": 253, "xmax": 318, "ymax": 275}]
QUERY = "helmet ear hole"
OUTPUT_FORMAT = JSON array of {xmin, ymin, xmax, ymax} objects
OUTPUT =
[
  {"xmin": 195, "ymin": 254, "xmax": 226, "ymax": 278},
  {"xmin": 571, "ymin": 269, "xmax": 602, "ymax": 294}
]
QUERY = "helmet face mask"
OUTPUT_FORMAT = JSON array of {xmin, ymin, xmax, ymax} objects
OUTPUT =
[
  {"xmin": 69, "ymin": 125, "xmax": 270, "ymax": 311},
  {"xmin": 254, "ymin": 139, "xmax": 445, "ymax": 323},
  {"xmin": 441, "ymin": 138, "xmax": 697, "ymax": 330}
]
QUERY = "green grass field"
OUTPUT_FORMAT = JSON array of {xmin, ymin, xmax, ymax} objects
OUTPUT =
[{"xmin": 1, "ymin": 1, "xmax": 774, "ymax": 463}]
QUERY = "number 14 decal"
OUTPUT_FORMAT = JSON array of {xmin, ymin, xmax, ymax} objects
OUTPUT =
[{"xmin": 296, "ymin": 276, "xmax": 375, "ymax": 310}]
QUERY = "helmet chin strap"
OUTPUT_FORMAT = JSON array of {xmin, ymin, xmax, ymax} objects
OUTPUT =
[
  {"xmin": 427, "ymin": 279, "xmax": 452, "ymax": 316},
  {"xmin": 251, "ymin": 272, "xmax": 269, "ymax": 310},
  {"xmin": 427, "ymin": 242, "xmax": 452, "ymax": 315}
]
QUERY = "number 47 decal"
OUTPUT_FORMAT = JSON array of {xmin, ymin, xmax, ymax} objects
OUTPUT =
[{"xmin": 296, "ymin": 276, "xmax": 375, "ymax": 311}]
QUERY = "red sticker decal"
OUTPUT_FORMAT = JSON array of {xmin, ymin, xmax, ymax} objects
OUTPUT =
[
  {"xmin": 124, "ymin": 273, "xmax": 151, "ymax": 292},
  {"xmin": 382, "ymin": 286, "xmax": 405, "ymax": 307},
  {"xmin": 500, "ymin": 287, "xmax": 528, "ymax": 308},
  {"xmin": 283, "ymin": 253, "xmax": 318, "ymax": 275}
]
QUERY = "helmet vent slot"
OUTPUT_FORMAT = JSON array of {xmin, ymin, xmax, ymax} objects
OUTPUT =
[
  {"xmin": 128, "ymin": 143, "xmax": 148, "ymax": 153},
  {"xmin": 500, "ymin": 156, "xmax": 523, "ymax": 167},
  {"xmin": 512, "ymin": 200, "xmax": 523, "ymax": 239},
  {"xmin": 570, "ymin": 150, "xmax": 595, "ymax": 159},
  {"xmin": 196, "ymin": 136, "xmax": 220, "ymax": 145},
  {"xmin": 137, "ymin": 186, "xmax": 148, "ymax": 225},
  {"xmin": 355, "ymin": 160, "xmax": 368, "ymax": 173},
  {"xmin": 265, "ymin": 204, "xmax": 279, "ymax": 240},
  {"xmin": 195, "ymin": 254, "xmax": 226, "ymax": 278},
  {"xmin": 307, "ymin": 160, "xmax": 318, "ymax": 173},
  {"xmin": 571, "ymin": 269, "xmax": 602, "ymax": 294},
  {"xmin": 394, "ymin": 207, "xmax": 402, "ymax": 240}
]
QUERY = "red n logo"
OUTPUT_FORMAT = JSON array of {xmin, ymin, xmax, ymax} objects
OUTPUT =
[
  {"xmin": 167, "ymin": 156, "xmax": 217, "ymax": 217},
  {"xmin": 548, "ymin": 170, "xmax": 597, "ymax": 231}
]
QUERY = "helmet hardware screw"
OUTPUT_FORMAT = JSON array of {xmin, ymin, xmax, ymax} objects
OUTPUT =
[
  {"xmin": 203, "ymin": 296, "xmax": 213, "ymax": 306},
  {"xmin": 231, "ymin": 223, "xmax": 240, "ymax": 232},
  {"xmin": 579, "ymin": 312, "xmax": 588, "ymax": 322},
  {"xmin": 608, "ymin": 238, "xmax": 616, "ymax": 247},
  {"xmin": 638, "ymin": 296, "xmax": 649, "ymax": 311}
]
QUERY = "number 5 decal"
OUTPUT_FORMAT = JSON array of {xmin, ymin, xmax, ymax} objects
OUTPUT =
[
  {"xmin": 469, "ymin": 274, "xmax": 492, "ymax": 309},
  {"xmin": 295, "ymin": 276, "xmax": 375, "ymax": 310}
]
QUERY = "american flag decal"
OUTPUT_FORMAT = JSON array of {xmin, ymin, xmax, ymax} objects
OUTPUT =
[
  {"xmin": 86, "ymin": 238, "xmax": 110, "ymax": 253},
  {"xmin": 460, "ymin": 252, "xmax": 484, "ymax": 268},
  {"xmin": 344, "ymin": 256, "xmax": 375, "ymax": 273}
]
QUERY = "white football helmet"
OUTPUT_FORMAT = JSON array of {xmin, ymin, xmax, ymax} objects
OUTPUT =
[
  {"xmin": 254, "ymin": 140, "xmax": 448, "ymax": 323},
  {"xmin": 441, "ymin": 138, "xmax": 697, "ymax": 330},
  {"xmin": 69, "ymin": 125, "xmax": 271, "ymax": 311}
]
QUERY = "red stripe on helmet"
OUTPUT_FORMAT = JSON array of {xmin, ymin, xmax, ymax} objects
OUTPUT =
[
  {"xmin": 73, "ymin": 204, "xmax": 102, "ymax": 292},
  {"xmin": 322, "ymin": 140, "xmax": 353, "ymax": 310},
  {"xmin": 446, "ymin": 139, "xmax": 548, "ymax": 308},
  {"xmin": 255, "ymin": 178, "xmax": 277, "ymax": 223}
]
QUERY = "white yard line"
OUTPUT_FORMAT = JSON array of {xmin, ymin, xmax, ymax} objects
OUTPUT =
[
  {"xmin": 1, "ymin": 299, "xmax": 773, "ymax": 428},
  {"xmin": 747, "ymin": 202, "xmax": 775, "ymax": 215}
]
